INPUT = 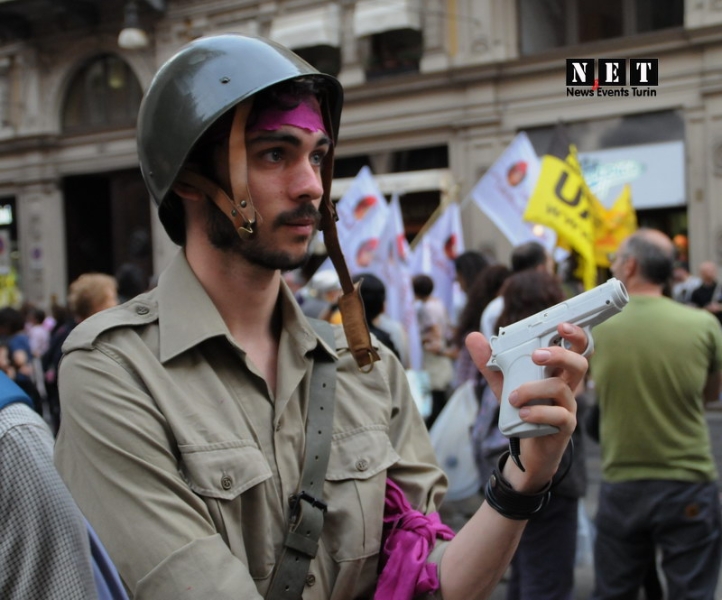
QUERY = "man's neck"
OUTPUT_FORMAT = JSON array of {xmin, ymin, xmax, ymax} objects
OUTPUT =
[
  {"xmin": 184, "ymin": 243, "xmax": 281, "ymax": 343},
  {"xmin": 184, "ymin": 241, "xmax": 284, "ymax": 394},
  {"xmin": 625, "ymin": 280, "xmax": 663, "ymax": 297}
]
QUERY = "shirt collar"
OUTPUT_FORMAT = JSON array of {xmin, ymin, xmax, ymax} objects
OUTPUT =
[{"xmin": 156, "ymin": 251, "xmax": 337, "ymax": 363}]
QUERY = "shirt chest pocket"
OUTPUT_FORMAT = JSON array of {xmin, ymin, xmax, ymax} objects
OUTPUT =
[
  {"xmin": 323, "ymin": 428, "xmax": 400, "ymax": 562},
  {"xmin": 179, "ymin": 442, "xmax": 276, "ymax": 579}
]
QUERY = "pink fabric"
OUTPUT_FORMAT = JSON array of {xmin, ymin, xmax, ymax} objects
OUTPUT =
[
  {"xmin": 247, "ymin": 96, "xmax": 327, "ymax": 135},
  {"xmin": 374, "ymin": 479, "xmax": 455, "ymax": 600}
]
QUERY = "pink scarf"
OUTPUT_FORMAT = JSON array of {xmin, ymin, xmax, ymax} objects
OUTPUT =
[{"xmin": 374, "ymin": 479, "xmax": 455, "ymax": 599}]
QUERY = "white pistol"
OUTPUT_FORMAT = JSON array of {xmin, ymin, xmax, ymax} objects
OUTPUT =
[{"xmin": 487, "ymin": 277, "xmax": 629, "ymax": 439}]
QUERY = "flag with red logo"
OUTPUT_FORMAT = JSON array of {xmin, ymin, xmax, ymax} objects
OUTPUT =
[
  {"xmin": 469, "ymin": 132, "xmax": 556, "ymax": 251},
  {"xmin": 314, "ymin": 166, "xmax": 389, "ymax": 276},
  {"xmin": 410, "ymin": 202, "xmax": 465, "ymax": 321},
  {"xmin": 331, "ymin": 166, "xmax": 389, "ymax": 276},
  {"xmin": 367, "ymin": 195, "xmax": 423, "ymax": 370}
]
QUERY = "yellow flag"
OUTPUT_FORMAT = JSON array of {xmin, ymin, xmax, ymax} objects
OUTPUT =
[
  {"xmin": 524, "ymin": 128, "xmax": 597, "ymax": 289},
  {"xmin": 593, "ymin": 185, "xmax": 638, "ymax": 268}
]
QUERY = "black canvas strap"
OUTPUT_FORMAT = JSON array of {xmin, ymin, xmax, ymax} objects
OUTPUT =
[{"xmin": 265, "ymin": 319, "xmax": 337, "ymax": 599}]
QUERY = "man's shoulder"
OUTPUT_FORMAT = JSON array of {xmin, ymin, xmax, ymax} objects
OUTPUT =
[
  {"xmin": 0, "ymin": 402, "xmax": 50, "ymax": 444},
  {"xmin": 665, "ymin": 297, "xmax": 720, "ymax": 324},
  {"xmin": 63, "ymin": 292, "xmax": 159, "ymax": 354},
  {"xmin": 602, "ymin": 295, "xmax": 720, "ymax": 333}
]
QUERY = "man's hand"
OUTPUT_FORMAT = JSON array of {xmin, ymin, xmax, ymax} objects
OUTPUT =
[{"xmin": 465, "ymin": 323, "xmax": 588, "ymax": 491}]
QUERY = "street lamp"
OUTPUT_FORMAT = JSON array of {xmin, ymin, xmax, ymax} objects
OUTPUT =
[
  {"xmin": 118, "ymin": 1, "xmax": 148, "ymax": 50},
  {"xmin": 117, "ymin": 0, "xmax": 165, "ymax": 50}
]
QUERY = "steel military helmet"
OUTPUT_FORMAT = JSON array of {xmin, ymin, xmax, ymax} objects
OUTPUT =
[{"xmin": 136, "ymin": 33, "xmax": 343, "ymax": 245}]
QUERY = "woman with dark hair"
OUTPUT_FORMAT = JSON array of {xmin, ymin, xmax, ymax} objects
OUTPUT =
[
  {"xmin": 353, "ymin": 273, "xmax": 400, "ymax": 359},
  {"xmin": 451, "ymin": 264, "xmax": 510, "ymax": 388},
  {"xmin": 477, "ymin": 269, "xmax": 588, "ymax": 600},
  {"xmin": 495, "ymin": 270, "xmax": 565, "ymax": 329}
]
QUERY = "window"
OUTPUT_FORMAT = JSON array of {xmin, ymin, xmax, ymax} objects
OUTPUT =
[
  {"xmin": 578, "ymin": 0, "xmax": 624, "ymax": 42},
  {"xmin": 294, "ymin": 46, "xmax": 341, "ymax": 78},
  {"xmin": 393, "ymin": 146, "xmax": 448, "ymax": 172},
  {"xmin": 334, "ymin": 155, "xmax": 373, "ymax": 179},
  {"xmin": 365, "ymin": 29, "xmax": 423, "ymax": 80},
  {"xmin": 62, "ymin": 54, "xmax": 142, "ymax": 133},
  {"xmin": 519, "ymin": 0, "xmax": 684, "ymax": 55}
]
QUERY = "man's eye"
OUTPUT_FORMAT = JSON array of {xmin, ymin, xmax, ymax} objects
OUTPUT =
[
  {"xmin": 311, "ymin": 150, "xmax": 327, "ymax": 166},
  {"xmin": 264, "ymin": 148, "xmax": 283, "ymax": 161}
]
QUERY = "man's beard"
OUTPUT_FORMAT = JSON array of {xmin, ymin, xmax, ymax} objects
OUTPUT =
[{"xmin": 205, "ymin": 200, "xmax": 319, "ymax": 271}]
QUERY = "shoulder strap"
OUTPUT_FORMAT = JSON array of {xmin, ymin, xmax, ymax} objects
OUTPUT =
[
  {"xmin": 0, "ymin": 372, "xmax": 34, "ymax": 411},
  {"xmin": 265, "ymin": 319, "xmax": 337, "ymax": 600}
]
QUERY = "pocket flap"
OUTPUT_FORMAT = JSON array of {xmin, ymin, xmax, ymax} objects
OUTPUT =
[
  {"xmin": 326, "ymin": 427, "xmax": 399, "ymax": 482},
  {"xmin": 179, "ymin": 442, "xmax": 272, "ymax": 500}
]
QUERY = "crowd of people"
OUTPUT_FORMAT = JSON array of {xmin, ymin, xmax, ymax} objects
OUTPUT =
[
  {"xmin": 0, "ymin": 273, "xmax": 121, "ymax": 436},
  {"xmin": 0, "ymin": 30, "xmax": 720, "ymax": 600},
  {"xmin": 285, "ymin": 231, "xmax": 722, "ymax": 600}
]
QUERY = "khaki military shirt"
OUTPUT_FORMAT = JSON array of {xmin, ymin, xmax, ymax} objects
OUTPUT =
[{"xmin": 55, "ymin": 251, "xmax": 449, "ymax": 599}]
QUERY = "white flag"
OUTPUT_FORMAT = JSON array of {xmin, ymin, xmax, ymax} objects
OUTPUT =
[
  {"xmin": 410, "ymin": 202, "xmax": 465, "ymax": 320},
  {"xmin": 367, "ymin": 195, "xmax": 423, "ymax": 370},
  {"xmin": 332, "ymin": 166, "xmax": 389, "ymax": 277},
  {"xmin": 469, "ymin": 132, "xmax": 556, "ymax": 251}
]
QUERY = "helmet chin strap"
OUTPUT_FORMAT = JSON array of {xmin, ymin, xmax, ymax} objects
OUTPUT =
[
  {"xmin": 318, "ymin": 97, "xmax": 380, "ymax": 371},
  {"xmin": 177, "ymin": 101, "xmax": 258, "ymax": 239}
]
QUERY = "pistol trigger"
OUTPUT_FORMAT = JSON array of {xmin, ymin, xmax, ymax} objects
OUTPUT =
[{"xmin": 581, "ymin": 330, "xmax": 595, "ymax": 358}]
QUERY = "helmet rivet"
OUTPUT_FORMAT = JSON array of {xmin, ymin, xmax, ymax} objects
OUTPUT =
[
  {"xmin": 220, "ymin": 77, "xmax": 230, "ymax": 84},
  {"xmin": 231, "ymin": 209, "xmax": 237, "ymax": 217},
  {"xmin": 240, "ymin": 200, "xmax": 247, "ymax": 208}
]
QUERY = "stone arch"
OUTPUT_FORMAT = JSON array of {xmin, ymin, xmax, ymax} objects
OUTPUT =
[
  {"xmin": 60, "ymin": 52, "xmax": 143, "ymax": 133},
  {"xmin": 44, "ymin": 36, "xmax": 156, "ymax": 135}
]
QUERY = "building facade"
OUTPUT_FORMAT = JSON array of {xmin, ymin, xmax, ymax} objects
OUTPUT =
[{"xmin": 0, "ymin": 0, "xmax": 720, "ymax": 308}]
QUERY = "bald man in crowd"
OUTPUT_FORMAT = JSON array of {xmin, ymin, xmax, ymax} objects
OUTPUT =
[{"xmin": 590, "ymin": 229, "xmax": 722, "ymax": 600}]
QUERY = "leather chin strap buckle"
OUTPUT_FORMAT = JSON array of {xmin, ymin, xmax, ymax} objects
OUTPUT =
[
  {"xmin": 226, "ymin": 101, "xmax": 257, "ymax": 237},
  {"xmin": 175, "ymin": 101, "xmax": 258, "ymax": 241}
]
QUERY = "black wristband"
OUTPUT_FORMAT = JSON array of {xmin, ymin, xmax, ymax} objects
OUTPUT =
[{"xmin": 484, "ymin": 452, "xmax": 552, "ymax": 520}]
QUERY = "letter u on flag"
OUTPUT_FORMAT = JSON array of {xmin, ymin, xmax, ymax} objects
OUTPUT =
[{"xmin": 523, "ymin": 125, "xmax": 597, "ymax": 289}]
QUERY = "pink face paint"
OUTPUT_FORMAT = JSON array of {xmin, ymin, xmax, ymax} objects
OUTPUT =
[{"xmin": 247, "ymin": 95, "xmax": 327, "ymax": 136}]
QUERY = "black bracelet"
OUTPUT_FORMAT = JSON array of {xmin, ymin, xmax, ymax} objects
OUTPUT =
[{"xmin": 484, "ymin": 452, "xmax": 552, "ymax": 520}]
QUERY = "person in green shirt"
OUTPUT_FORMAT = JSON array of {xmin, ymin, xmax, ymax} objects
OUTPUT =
[{"xmin": 590, "ymin": 228, "xmax": 722, "ymax": 600}]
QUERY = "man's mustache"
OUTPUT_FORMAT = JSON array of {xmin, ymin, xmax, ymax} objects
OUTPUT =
[{"xmin": 273, "ymin": 205, "xmax": 321, "ymax": 229}]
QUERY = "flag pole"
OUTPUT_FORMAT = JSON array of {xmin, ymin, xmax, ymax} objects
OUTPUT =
[{"xmin": 410, "ymin": 180, "xmax": 461, "ymax": 250}]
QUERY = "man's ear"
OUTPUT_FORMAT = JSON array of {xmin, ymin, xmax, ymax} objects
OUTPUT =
[
  {"xmin": 171, "ymin": 181, "xmax": 205, "ymax": 203},
  {"xmin": 624, "ymin": 256, "xmax": 639, "ymax": 279}
]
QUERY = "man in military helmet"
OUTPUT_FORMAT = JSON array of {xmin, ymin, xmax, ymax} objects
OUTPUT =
[{"xmin": 54, "ymin": 34, "xmax": 588, "ymax": 600}]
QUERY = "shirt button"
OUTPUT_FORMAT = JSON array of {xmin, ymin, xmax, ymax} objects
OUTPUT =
[
  {"xmin": 305, "ymin": 574, "xmax": 316, "ymax": 587},
  {"xmin": 355, "ymin": 459, "xmax": 369, "ymax": 472},
  {"xmin": 275, "ymin": 420, "xmax": 282, "ymax": 431},
  {"xmin": 220, "ymin": 475, "xmax": 233, "ymax": 490},
  {"xmin": 136, "ymin": 305, "xmax": 149, "ymax": 315}
]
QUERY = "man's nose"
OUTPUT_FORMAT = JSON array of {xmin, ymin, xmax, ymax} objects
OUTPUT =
[{"xmin": 291, "ymin": 160, "xmax": 324, "ymax": 201}]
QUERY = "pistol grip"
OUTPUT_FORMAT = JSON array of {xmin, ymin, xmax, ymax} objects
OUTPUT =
[{"xmin": 490, "ymin": 340, "xmax": 560, "ymax": 439}]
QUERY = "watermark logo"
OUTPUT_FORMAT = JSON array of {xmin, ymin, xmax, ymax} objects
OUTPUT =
[{"xmin": 566, "ymin": 58, "xmax": 658, "ymax": 97}]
